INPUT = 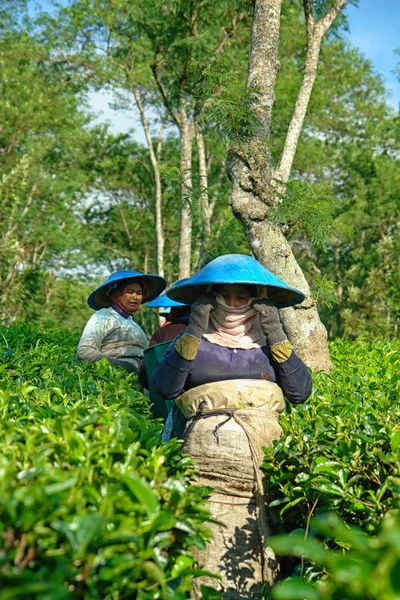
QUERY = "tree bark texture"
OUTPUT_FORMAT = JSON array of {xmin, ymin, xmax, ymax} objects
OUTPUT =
[
  {"xmin": 195, "ymin": 123, "xmax": 220, "ymax": 270},
  {"xmin": 132, "ymin": 87, "xmax": 165, "ymax": 277},
  {"xmin": 227, "ymin": 0, "xmax": 348, "ymax": 372},
  {"xmin": 177, "ymin": 101, "xmax": 194, "ymax": 280},
  {"xmin": 247, "ymin": 0, "xmax": 281, "ymax": 130}
]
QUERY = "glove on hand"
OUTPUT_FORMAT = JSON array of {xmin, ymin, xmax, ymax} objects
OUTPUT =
[
  {"xmin": 186, "ymin": 293, "xmax": 217, "ymax": 340},
  {"xmin": 252, "ymin": 299, "xmax": 287, "ymax": 347}
]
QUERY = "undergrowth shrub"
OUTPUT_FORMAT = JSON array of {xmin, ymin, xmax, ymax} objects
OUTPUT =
[
  {"xmin": 0, "ymin": 324, "xmax": 216, "ymax": 600},
  {"xmin": 271, "ymin": 510, "xmax": 400, "ymax": 600},
  {"xmin": 264, "ymin": 338, "xmax": 400, "ymax": 593},
  {"xmin": 2, "ymin": 326, "xmax": 399, "ymax": 599}
]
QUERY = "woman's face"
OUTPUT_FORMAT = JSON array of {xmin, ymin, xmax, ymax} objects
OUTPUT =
[
  {"xmin": 115, "ymin": 282, "xmax": 143, "ymax": 314},
  {"xmin": 214, "ymin": 284, "xmax": 252, "ymax": 308}
]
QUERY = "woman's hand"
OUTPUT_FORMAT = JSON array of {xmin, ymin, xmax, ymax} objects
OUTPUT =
[
  {"xmin": 252, "ymin": 299, "xmax": 287, "ymax": 347},
  {"xmin": 186, "ymin": 293, "xmax": 217, "ymax": 340}
]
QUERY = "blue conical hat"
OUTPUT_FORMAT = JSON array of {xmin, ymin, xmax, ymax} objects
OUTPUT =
[
  {"xmin": 166, "ymin": 254, "xmax": 304, "ymax": 308},
  {"xmin": 146, "ymin": 279, "xmax": 189, "ymax": 308},
  {"xmin": 88, "ymin": 270, "xmax": 166, "ymax": 311},
  {"xmin": 146, "ymin": 293, "xmax": 187, "ymax": 309}
]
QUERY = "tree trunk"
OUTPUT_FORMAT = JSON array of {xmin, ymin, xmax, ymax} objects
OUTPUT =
[
  {"xmin": 195, "ymin": 123, "xmax": 211, "ymax": 269},
  {"xmin": 155, "ymin": 123, "xmax": 165, "ymax": 277},
  {"xmin": 195, "ymin": 125, "xmax": 225, "ymax": 270},
  {"xmin": 132, "ymin": 87, "xmax": 165, "ymax": 277},
  {"xmin": 151, "ymin": 67, "xmax": 194, "ymax": 279},
  {"xmin": 233, "ymin": 207, "xmax": 332, "ymax": 372},
  {"xmin": 226, "ymin": 0, "xmax": 339, "ymax": 372},
  {"xmin": 178, "ymin": 100, "xmax": 194, "ymax": 279},
  {"xmin": 274, "ymin": 0, "xmax": 347, "ymax": 183}
]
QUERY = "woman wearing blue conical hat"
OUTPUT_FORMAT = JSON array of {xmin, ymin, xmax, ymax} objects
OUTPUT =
[
  {"xmin": 77, "ymin": 270, "xmax": 166, "ymax": 374},
  {"xmin": 146, "ymin": 280, "xmax": 191, "ymax": 346},
  {"xmin": 152, "ymin": 254, "xmax": 312, "ymax": 598}
]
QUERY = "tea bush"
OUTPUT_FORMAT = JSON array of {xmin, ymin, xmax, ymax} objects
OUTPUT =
[
  {"xmin": 264, "ymin": 339, "xmax": 400, "ymax": 536},
  {"xmin": 2, "ymin": 325, "xmax": 399, "ymax": 599},
  {"xmin": 270, "ymin": 509, "xmax": 400, "ymax": 600},
  {"xmin": 0, "ymin": 324, "xmax": 217, "ymax": 600},
  {"xmin": 263, "ymin": 338, "xmax": 400, "ymax": 595}
]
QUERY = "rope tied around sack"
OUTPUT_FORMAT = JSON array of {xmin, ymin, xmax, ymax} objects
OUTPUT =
[{"xmin": 185, "ymin": 403, "xmax": 252, "ymax": 445}]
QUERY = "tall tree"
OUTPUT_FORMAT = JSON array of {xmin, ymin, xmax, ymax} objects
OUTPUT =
[
  {"xmin": 43, "ymin": 0, "xmax": 251, "ymax": 278},
  {"xmin": 223, "ymin": 0, "xmax": 348, "ymax": 371}
]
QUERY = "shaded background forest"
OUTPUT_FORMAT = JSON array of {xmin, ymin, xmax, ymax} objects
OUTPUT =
[{"xmin": 1, "ymin": 0, "xmax": 399, "ymax": 339}]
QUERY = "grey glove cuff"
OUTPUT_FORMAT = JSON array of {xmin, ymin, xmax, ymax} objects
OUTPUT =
[
  {"xmin": 107, "ymin": 356, "xmax": 141, "ymax": 373},
  {"xmin": 252, "ymin": 300, "xmax": 287, "ymax": 347}
]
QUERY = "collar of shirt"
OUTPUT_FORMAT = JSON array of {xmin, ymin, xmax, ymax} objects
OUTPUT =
[{"xmin": 111, "ymin": 304, "xmax": 132, "ymax": 320}]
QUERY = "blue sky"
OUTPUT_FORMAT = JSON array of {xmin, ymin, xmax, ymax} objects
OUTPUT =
[{"xmin": 345, "ymin": 0, "xmax": 399, "ymax": 109}]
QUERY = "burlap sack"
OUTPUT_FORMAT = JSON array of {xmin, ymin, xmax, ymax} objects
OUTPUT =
[{"xmin": 177, "ymin": 380, "xmax": 285, "ymax": 599}]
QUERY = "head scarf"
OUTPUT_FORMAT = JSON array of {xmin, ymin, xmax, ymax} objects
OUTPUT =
[{"xmin": 203, "ymin": 294, "xmax": 266, "ymax": 349}]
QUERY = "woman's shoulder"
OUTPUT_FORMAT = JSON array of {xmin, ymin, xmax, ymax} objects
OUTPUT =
[
  {"xmin": 89, "ymin": 307, "xmax": 115, "ymax": 319},
  {"xmin": 84, "ymin": 307, "xmax": 118, "ymax": 327}
]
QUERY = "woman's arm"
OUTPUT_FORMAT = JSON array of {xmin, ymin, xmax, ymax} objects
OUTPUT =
[
  {"xmin": 252, "ymin": 299, "xmax": 312, "ymax": 403},
  {"xmin": 77, "ymin": 312, "xmax": 129, "ymax": 368},
  {"xmin": 153, "ymin": 295, "xmax": 216, "ymax": 400},
  {"xmin": 152, "ymin": 334, "xmax": 193, "ymax": 399},
  {"xmin": 77, "ymin": 313, "xmax": 108, "ymax": 363},
  {"xmin": 272, "ymin": 347, "xmax": 312, "ymax": 404}
]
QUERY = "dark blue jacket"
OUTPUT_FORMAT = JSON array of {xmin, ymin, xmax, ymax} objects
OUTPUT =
[{"xmin": 153, "ymin": 333, "xmax": 312, "ymax": 404}]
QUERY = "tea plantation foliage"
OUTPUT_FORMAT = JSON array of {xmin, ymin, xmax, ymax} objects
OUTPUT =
[
  {"xmin": 0, "ymin": 325, "xmax": 399, "ymax": 599},
  {"xmin": 264, "ymin": 339, "xmax": 400, "ymax": 599},
  {"xmin": 0, "ymin": 325, "xmax": 216, "ymax": 600}
]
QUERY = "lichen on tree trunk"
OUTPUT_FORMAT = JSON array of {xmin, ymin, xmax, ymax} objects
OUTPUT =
[{"xmin": 228, "ymin": 155, "xmax": 332, "ymax": 372}]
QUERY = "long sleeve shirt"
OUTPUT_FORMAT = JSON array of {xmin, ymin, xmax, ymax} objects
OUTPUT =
[
  {"xmin": 77, "ymin": 306, "xmax": 148, "ymax": 373},
  {"xmin": 153, "ymin": 333, "xmax": 312, "ymax": 405},
  {"xmin": 149, "ymin": 319, "xmax": 188, "ymax": 346}
]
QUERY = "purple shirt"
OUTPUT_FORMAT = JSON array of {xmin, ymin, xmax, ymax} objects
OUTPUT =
[{"xmin": 153, "ymin": 333, "xmax": 312, "ymax": 405}]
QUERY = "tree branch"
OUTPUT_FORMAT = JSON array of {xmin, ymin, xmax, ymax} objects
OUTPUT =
[
  {"xmin": 212, "ymin": 12, "xmax": 247, "ymax": 57},
  {"xmin": 115, "ymin": 197, "xmax": 133, "ymax": 249},
  {"xmin": 131, "ymin": 86, "xmax": 165, "ymax": 276},
  {"xmin": 4, "ymin": 178, "xmax": 40, "ymax": 242},
  {"xmin": 151, "ymin": 60, "xmax": 180, "ymax": 127},
  {"xmin": 303, "ymin": 0, "xmax": 314, "ymax": 28},
  {"xmin": 318, "ymin": 0, "xmax": 347, "ymax": 35},
  {"xmin": 97, "ymin": 241, "xmax": 128, "ymax": 258},
  {"xmin": 274, "ymin": 0, "xmax": 347, "ymax": 183},
  {"xmin": 210, "ymin": 160, "xmax": 226, "ymax": 215},
  {"xmin": 132, "ymin": 86, "xmax": 158, "ymax": 168}
]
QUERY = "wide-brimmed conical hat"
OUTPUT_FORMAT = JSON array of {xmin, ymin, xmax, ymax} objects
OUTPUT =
[
  {"xmin": 146, "ymin": 293, "xmax": 187, "ymax": 308},
  {"xmin": 166, "ymin": 254, "xmax": 304, "ymax": 308},
  {"xmin": 146, "ymin": 279, "xmax": 189, "ymax": 308},
  {"xmin": 88, "ymin": 270, "xmax": 166, "ymax": 311}
]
